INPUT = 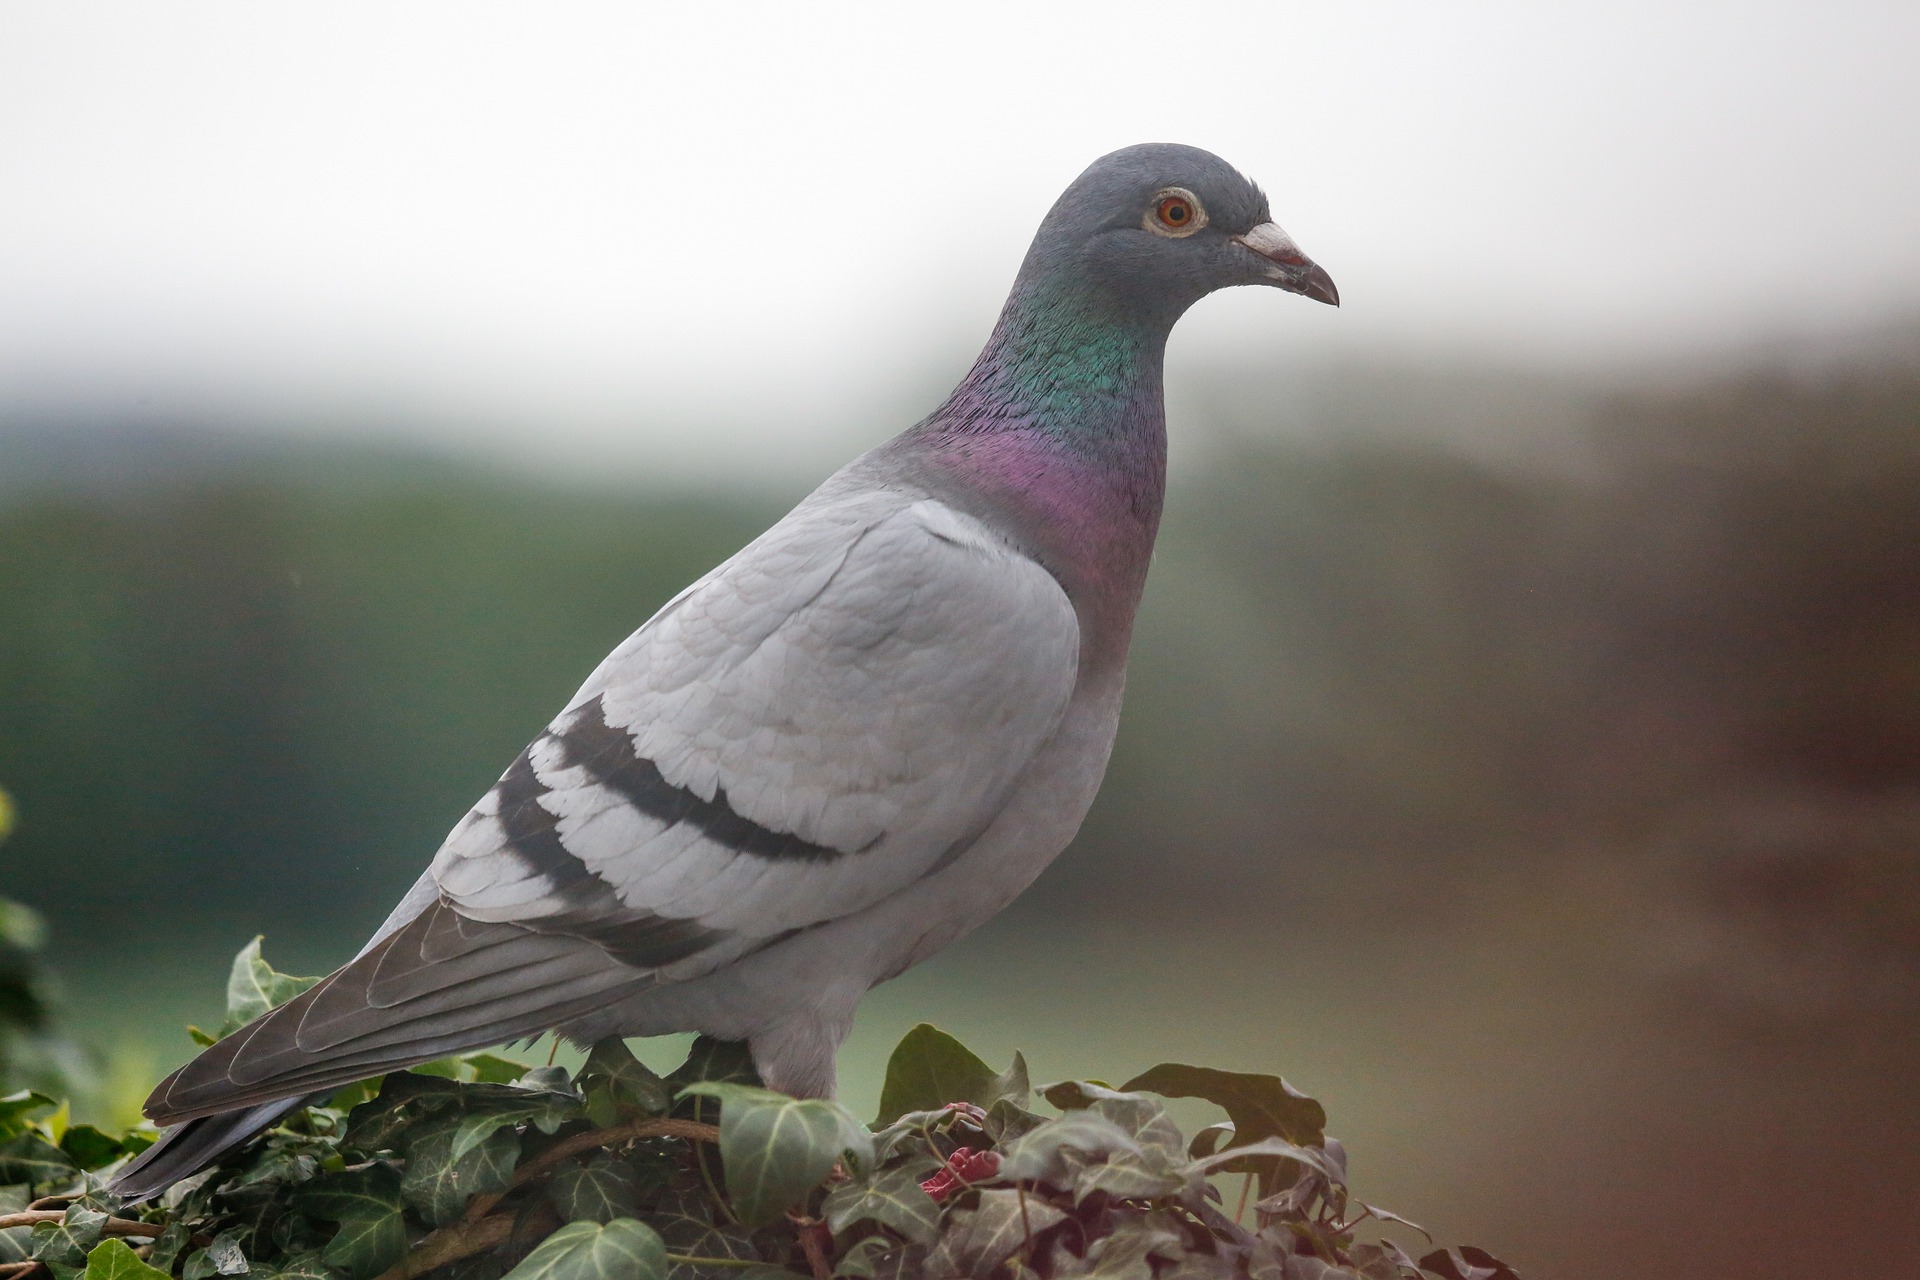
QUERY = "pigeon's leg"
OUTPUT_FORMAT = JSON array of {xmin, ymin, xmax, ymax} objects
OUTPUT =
[{"xmin": 747, "ymin": 1006, "xmax": 853, "ymax": 1099}]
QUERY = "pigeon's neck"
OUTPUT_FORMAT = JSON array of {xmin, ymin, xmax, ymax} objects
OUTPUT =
[
  {"xmin": 957, "ymin": 271, "xmax": 1174, "ymax": 458},
  {"xmin": 899, "ymin": 274, "xmax": 1173, "ymax": 661}
]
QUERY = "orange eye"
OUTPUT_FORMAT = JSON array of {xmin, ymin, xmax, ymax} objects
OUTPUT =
[
  {"xmin": 1157, "ymin": 196, "xmax": 1194, "ymax": 227},
  {"xmin": 1143, "ymin": 187, "xmax": 1206, "ymax": 237}
]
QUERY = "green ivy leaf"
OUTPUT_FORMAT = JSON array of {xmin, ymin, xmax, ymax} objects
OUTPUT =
[
  {"xmin": 676, "ymin": 1083, "xmax": 873, "ymax": 1229},
  {"xmin": 545, "ymin": 1154, "xmax": 640, "ymax": 1225},
  {"xmin": 82, "ymin": 1239, "xmax": 173, "ymax": 1280},
  {"xmin": 1347, "ymin": 1242, "xmax": 1417, "ymax": 1280},
  {"xmin": 0, "ymin": 1129, "xmax": 79, "ymax": 1184},
  {"xmin": 343, "ymin": 1072, "xmax": 466, "ymax": 1152},
  {"xmin": 664, "ymin": 1038, "xmax": 760, "ymax": 1091},
  {"xmin": 247, "ymin": 1255, "xmax": 339, "ymax": 1280},
  {"xmin": 1186, "ymin": 1122, "xmax": 1235, "ymax": 1159},
  {"xmin": 995, "ymin": 1110, "xmax": 1140, "ymax": 1186},
  {"xmin": 830, "ymin": 1236, "xmax": 903, "ymax": 1280},
  {"xmin": 820, "ymin": 1166, "xmax": 941, "ymax": 1245},
  {"xmin": 219, "ymin": 939, "xmax": 320, "ymax": 1039},
  {"xmin": 1064, "ymin": 1146, "xmax": 1187, "ymax": 1205},
  {"xmin": 460, "ymin": 1054, "xmax": 531, "ymax": 1085},
  {"xmin": 295, "ymin": 1164, "xmax": 407, "ymax": 1280},
  {"xmin": 1119, "ymin": 1065, "xmax": 1326, "ymax": 1150},
  {"xmin": 30, "ymin": 1206, "xmax": 106, "ymax": 1274},
  {"xmin": 0, "ymin": 1090, "xmax": 59, "ymax": 1138},
  {"xmin": 1078, "ymin": 1215, "xmax": 1186, "ymax": 1277},
  {"xmin": 498, "ymin": 1219, "xmax": 667, "ymax": 1280},
  {"xmin": 1417, "ymin": 1246, "xmax": 1522, "ymax": 1280},
  {"xmin": 445, "ymin": 1089, "xmax": 580, "ymax": 1164},
  {"xmin": 399, "ymin": 1116, "xmax": 519, "ymax": 1226},
  {"xmin": 59, "ymin": 1125, "xmax": 127, "ymax": 1171},
  {"xmin": 647, "ymin": 1188, "xmax": 759, "ymax": 1278},
  {"xmin": 921, "ymin": 1188, "xmax": 1062, "ymax": 1279},
  {"xmin": 145, "ymin": 1222, "xmax": 191, "ymax": 1275},
  {"xmin": 323, "ymin": 1079, "xmax": 384, "ymax": 1113},
  {"xmin": 183, "ymin": 1230, "xmax": 249, "ymax": 1280},
  {"xmin": 576, "ymin": 1039, "xmax": 670, "ymax": 1123},
  {"xmin": 873, "ymin": 1025, "xmax": 1028, "ymax": 1124}
]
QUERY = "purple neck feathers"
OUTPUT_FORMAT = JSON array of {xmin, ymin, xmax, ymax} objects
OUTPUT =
[{"xmin": 894, "ymin": 275, "xmax": 1176, "ymax": 659}]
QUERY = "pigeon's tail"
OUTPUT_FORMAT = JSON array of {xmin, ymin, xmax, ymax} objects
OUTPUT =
[
  {"xmin": 111, "ymin": 1098, "xmax": 308, "ymax": 1201},
  {"xmin": 141, "ymin": 899, "xmax": 652, "ymax": 1130}
]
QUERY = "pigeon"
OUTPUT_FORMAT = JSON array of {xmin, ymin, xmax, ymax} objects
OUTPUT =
[{"xmin": 112, "ymin": 142, "xmax": 1336, "ymax": 1198}]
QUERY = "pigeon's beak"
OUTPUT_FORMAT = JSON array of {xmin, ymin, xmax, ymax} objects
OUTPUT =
[{"xmin": 1232, "ymin": 223, "xmax": 1340, "ymax": 307}]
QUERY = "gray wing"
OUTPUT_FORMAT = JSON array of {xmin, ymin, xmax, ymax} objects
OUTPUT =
[{"xmin": 145, "ymin": 489, "xmax": 1080, "ymax": 1121}]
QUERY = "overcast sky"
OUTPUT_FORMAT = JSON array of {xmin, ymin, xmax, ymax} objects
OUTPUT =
[{"xmin": 3, "ymin": 1, "xmax": 1917, "ymax": 478}]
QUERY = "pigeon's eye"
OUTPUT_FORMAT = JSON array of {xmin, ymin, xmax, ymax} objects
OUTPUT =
[{"xmin": 1145, "ymin": 188, "xmax": 1207, "ymax": 238}]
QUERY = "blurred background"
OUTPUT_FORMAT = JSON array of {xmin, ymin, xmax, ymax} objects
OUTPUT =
[{"xmin": 3, "ymin": 2, "xmax": 1918, "ymax": 1276}]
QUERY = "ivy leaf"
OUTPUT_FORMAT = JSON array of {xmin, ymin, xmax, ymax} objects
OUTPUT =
[
  {"xmin": 546, "ymin": 1155, "xmax": 640, "ymax": 1225},
  {"xmin": 219, "ymin": 938, "xmax": 320, "ymax": 1038},
  {"xmin": 0, "ymin": 1129, "xmax": 78, "ymax": 1184},
  {"xmin": 0, "ymin": 1090, "xmax": 59, "ymax": 1138},
  {"xmin": 576, "ymin": 1039, "xmax": 670, "ymax": 1125},
  {"xmin": 676, "ymin": 1083, "xmax": 873, "ymax": 1229},
  {"xmin": 1347, "ymin": 1241, "xmax": 1419, "ymax": 1280},
  {"xmin": 831, "ymin": 1236, "xmax": 903, "ymax": 1280},
  {"xmin": 295, "ymin": 1165, "xmax": 407, "ymax": 1280},
  {"xmin": 921, "ymin": 1188, "xmax": 1062, "ymax": 1279},
  {"xmin": 821, "ymin": 1166, "xmax": 942, "ymax": 1245},
  {"xmin": 446, "ymin": 1087, "xmax": 581, "ymax": 1164},
  {"xmin": 651, "ymin": 1197, "xmax": 760, "ymax": 1279},
  {"xmin": 59, "ymin": 1126, "xmax": 127, "ymax": 1171},
  {"xmin": 1120, "ymin": 1065, "xmax": 1325, "ymax": 1149},
  {"xmin": 31, "ymin": 1206, "xmax": 106, "ymax": 1275},
  {"xmin": 399, "ymin": 1116, "xmax": 519, "ymax": 1226},
  {"xmin": 247, "ymin": 1256, "xmax": 339, "ymax": 1280},
  {"xmin": 324, "ymin": 1080, "xmax": 384, "ymax": 1113},
  {"xmin": 498, "ymin": 1219, "xmax": 667, "ymax": 1280},
  {"xmin": 996, "ymin": 1110, "xmax": 1140, "ymax": 1185},
  {"xmin": 873, "ymin": 1025, "xmax": 1027, "ymax": 1124},
  {"xmin": 81, "ymin": 1239, "xmax": 173, "ymax": 1280},
  {"xmin": 145, "ymin": 1222, "xmax": 192, "ymax": 1275},
  {"xmin": 343, "ymin": 1073, "xmax": 466, "ymax": 1152},
  {"xmin": 1078, "ymin": 1215, "xmax": 1185, "ymax": 1277},
  {"xmin": 1186, "ymin": 1123, "xmax": 1235, "ymax": 1159},
  {"xmin": 982, "ymin": 1097, "xmax": 1046, "ymax": 1147},
  {"xmin": 1357, "ymin": 1202, "xmax": 1430, "ymax": 1242},
  {"xmin": 1416, "ymin": 1246, "xmax": 1522, "ymax": 1280},
  {"xmin": 460, "ymin": 1054, "xmax": 531, "ymax": 1085},
  {"xmin": 664, "ymin": 1037, "xmax": 760, "ymax": 1089},
  {"xmin": 1195, "ymin": 1136, "xmax": 1345, "ymax": 1186},
  {"xmin": 183, "ymin": 1230, "xmax": 250, "ymax": 1279},
  {"xmin": 1064, "ymin": 1146, "xmax": 1187, "ymax": 1204}
]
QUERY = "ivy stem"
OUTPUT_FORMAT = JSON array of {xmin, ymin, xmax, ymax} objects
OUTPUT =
[
  {"xmin": 370, "ymin": 1210, "xmax": 523, "ymax": 1280},
  {"xmin": 790, "ymin": 1215, "xmax": 832, "ymax": 1280},
  {"xmin": 0, "ymin": 1212, "xmax": 165, "ymax": 1239}
]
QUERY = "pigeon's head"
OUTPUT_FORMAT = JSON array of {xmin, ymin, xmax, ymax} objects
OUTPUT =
[{"xmin": 1022, "ymin": 143, "xmax": 1338, "ymax": 317}]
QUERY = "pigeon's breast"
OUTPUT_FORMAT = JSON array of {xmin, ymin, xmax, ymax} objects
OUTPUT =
[{"xmin": 904, "ymin": 426, "xmax": 1165, "ymax": 671}]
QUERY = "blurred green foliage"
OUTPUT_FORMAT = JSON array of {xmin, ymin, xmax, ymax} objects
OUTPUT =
[
  {"xmin": 0, "ymin": 473, "xmax": 774, "ymax": 954},
  {"xmin": 0, "ymin": 787, "xmax": 89, "ymax": 1101},
  {"xmin": 3, "ymin": 356, "xmax": 1919, "ymax": 981}
]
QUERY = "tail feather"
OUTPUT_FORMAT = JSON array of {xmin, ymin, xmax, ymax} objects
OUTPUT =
[
  {"xmin": 146, "ymin": 899, "xmax": 654, "ymax": 1124},
  {"xmin": 109, "ymin": 1099, "xmax": 309, "ymax": 1202}
]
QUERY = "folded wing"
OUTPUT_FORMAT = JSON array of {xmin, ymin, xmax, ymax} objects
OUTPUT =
[{"xmin": 146, "ymin": 489, "xmax": 1080, "ymax": 1122}]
